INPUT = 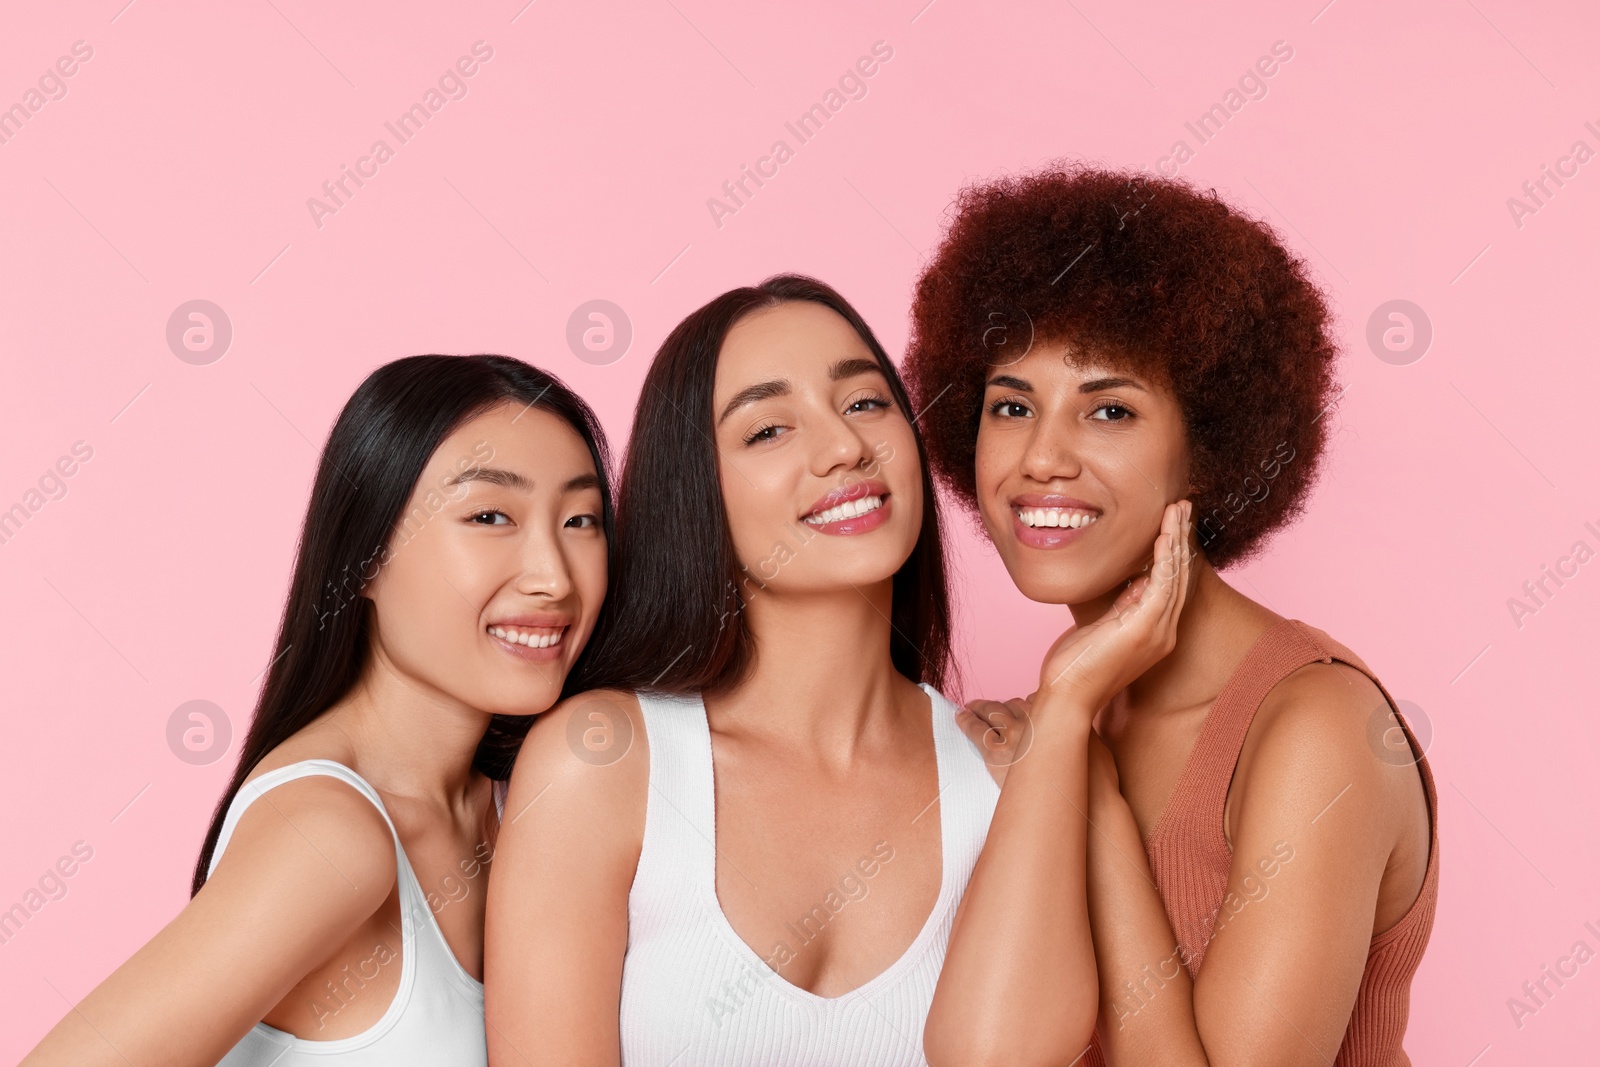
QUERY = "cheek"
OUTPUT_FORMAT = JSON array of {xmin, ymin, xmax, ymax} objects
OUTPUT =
[
  {"xmin": 973, "ymin": 428, "xmax": 1018, "ymax": 534},
  {"xmin": 373, "ymin": 532, "xmax": 493, "ymax": 658},
  {"xmin": 718, "ymin": 460, "xmax": 793, "ymax": 568},
  {"xmin": 570, "ymin": 537, "xmax": 610, "ymax": 636}
]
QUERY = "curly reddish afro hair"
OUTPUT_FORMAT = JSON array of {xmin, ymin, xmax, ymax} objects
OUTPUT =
[{"xmin": 903, "ymin": 162, "xmax": 1341, "ymax": 570}]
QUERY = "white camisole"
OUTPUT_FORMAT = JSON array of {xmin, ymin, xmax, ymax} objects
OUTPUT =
[
  {"xmin": 209, "ymin": 759, "xmax": 492, "ymax": 1066},
  {"xmin": 618, "ymin": 682, "xmax": 1000, "ymax": 1066}
]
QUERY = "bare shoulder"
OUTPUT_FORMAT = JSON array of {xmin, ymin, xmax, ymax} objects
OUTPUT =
[
  {"xmin": 504, "ymin": 688, "xmax": 649, "ymax": 826},
  {"xmin": 1235, "ymin": 659, "xmax": 1424, "ymax": 839},
  {"xmin": 206, "ymin": 771, "xmax": 396, "ymax": 923}
]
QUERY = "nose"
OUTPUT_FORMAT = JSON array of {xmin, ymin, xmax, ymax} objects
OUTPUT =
[
  {"xmin": 1017, "ymin": 403, "xmax": 1083, "ymax": 484},
  {"xmin": 514, "ymin": 524, "xmax": 575, "ymax": 602},
  {"xmin": 810, "ymin": 406, "xmax": 874, "ymax": 478}
]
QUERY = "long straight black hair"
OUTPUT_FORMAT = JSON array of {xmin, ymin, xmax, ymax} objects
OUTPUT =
[
  {"xmin": 191, "ymin": 355, "xmax": 614, "ymax": 895},
  {"xmin": 574, "ymin": 273, "xmax": 956, "ymax": 698}
]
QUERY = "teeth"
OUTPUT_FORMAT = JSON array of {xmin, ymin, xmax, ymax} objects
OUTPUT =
[
  {"xmin": 487, "ymin": 625, "xmax": 565, "ymax": 649},
  {"xmin": 1018, "ymin": 507, "xmax": 1098, "ymax": 529},
  {"xmin": 804, "ymin": 494, "xmax": 883, "ymax": 526}
]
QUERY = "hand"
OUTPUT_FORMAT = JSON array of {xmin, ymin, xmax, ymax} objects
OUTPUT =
[
  {"xmin": 1037, "ymin": 499, "xmax": 1193, "ymax": 713},
  {"xmin": 956, "ymin": 694, "xmax": 1034, "ymax": 787}
]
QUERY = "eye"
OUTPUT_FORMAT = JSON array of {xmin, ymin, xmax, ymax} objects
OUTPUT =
[
  {"xmin": 469, "ymin": 509, "xmax": 512, "ymax": 525},
  {"xmin": 1088, "ymin": 400, "xmax": 1135, "ymax": 422},
  {"xmin": 743, "ymin": 421, "xmax": 785, "ymax": 445},
  {"xmin": 987, "ymin": 397, "xmax": 1033, "ymax": 419},
  {"xmin": 845, "ymin": 391, "xmax": 893, "ymax": 415},
  {"xmin": 565, "ymin": 513, "xmax": 600, "ymax": 529}
]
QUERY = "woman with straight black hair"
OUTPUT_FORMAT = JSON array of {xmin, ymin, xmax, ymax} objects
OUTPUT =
[
  {"xmin": 25, "ymin": 355, "xmax": 614, "ymax": 1067},
  {"xmin": 485, "ymin": 275, "xmax": 999, "ymax": 1065}
]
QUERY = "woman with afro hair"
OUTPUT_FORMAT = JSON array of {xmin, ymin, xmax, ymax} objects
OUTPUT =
[{"xmin": 908, "ymin": 163, "xmax": 1437, "ymax": 1067}]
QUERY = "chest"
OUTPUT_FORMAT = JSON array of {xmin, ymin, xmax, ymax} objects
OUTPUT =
[
  {"xmin": 709, "ymin": 746, "xmax": 942, "ymax": 997},
  {"xmin": 1101, "ymin": 700, "xmax": 1227, "ymax": 844},
  {"xmin": 388, "ymin": 796, "xmax": 499, "ymax": 980}
]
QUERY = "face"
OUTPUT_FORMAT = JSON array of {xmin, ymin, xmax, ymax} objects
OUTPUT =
[
  {"xmin": 362, "ymin": 402, "xmax": 608, "ymax": 716},
  {"xmin": 712, "ymin": 301, "xmax": 922, "ymax": 596},
  {"xmin": 975, "ymin": 340, "xmax": 1191, "ymax": 605}
]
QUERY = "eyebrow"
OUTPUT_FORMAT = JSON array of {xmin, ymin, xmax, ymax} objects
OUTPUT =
[
  {"xmin": 445, "ymin": 467, "xmax": 601, "ymax": 494},
  {"xmin": 716, "ymin": 357, "xmax": 885, "ymax": 426},
  {"xmin": 984, "ymin": 373, "xmax": 1146, "ymax": 394}
]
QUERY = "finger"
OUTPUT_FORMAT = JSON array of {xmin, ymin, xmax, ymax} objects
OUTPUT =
[
  {"xmin": 1169, "ymin": 499, "xmax": 1194, "ymax": 624},
  {"xmin": 955, "ymin": 708, "xmax": 993, "ymax": 749},
  {"xmin": 1147, "ymin": 502, "xmax": 1185, "ymax": 627},
  {"xmin": 1113, "ymin": 505, "xmax": 1174, "ymax": 632},
  {"xmin": 964, "ymin": 699, "xmax": 1007, "ymax": 728},
  {"xmin": 1160, "ymin": 499, "xmax": 1194, "ymax": 633}
]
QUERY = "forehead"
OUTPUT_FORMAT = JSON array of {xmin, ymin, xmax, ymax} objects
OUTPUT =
[
  {"xmin": 991, "ymin": 337, "xmax": 1163, "ymax": 390},
  {"xmin": 715, "ymin": 302, "xmax": 873, "ymax": 389},
  {"xmin": 425, "ymin": 402, "xmax": 595, "ymax": 478}
]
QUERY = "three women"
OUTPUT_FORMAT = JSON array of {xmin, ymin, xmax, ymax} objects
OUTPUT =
[{"xmin": 26, "ymin": 163, "xmax": 1437, "ymax": 1067}]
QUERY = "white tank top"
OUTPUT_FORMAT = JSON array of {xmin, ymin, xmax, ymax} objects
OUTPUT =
[
  {"xmin": 208, "ymin": 759, "xmax": 492, "ymax": 1066},
  {"xmin": 619, "ymin": 683, "xmax": 999, "ymax": 1066}
]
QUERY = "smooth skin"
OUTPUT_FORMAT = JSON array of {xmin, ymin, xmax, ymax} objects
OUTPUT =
[
  {"xmin": 955, "ymin": 341, "xmax": 1431, "ymax": 1067},
  {"xmin": 485, "ymin": 302, "xmax": 948, "ymax": 1065},
  {"xmin": 24, "ymin": 403, "xmax": 608, "ymax": 1067}
]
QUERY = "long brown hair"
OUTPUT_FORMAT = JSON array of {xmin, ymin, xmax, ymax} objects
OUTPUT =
[{"xmin": 573, "ymin": 274, "xmax": 956, "ymax": 697}]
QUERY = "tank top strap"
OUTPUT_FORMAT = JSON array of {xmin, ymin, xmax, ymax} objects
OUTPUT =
[
  {"xmin": 207, "ymin": 759, "xmax": 399, "ymax": 875},
  {"xmin": 1286, "ymin": 621, "xmax": 1442, "ymax": 952},
  {"xmin": 633, "ymin": 689, "xmax": 719, "ymax": 894},
  {"xmin": 1153, "ymin": 617, "xmax": 1337, "ymax": 848},
  {"xmin": 206, "ymin": 759, "xmax": 432, "ymax": 932}
]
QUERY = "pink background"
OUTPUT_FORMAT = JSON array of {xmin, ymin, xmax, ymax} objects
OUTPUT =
[{"xmin": 3, "ymin": 0, "xmax": 1597, "ymax": 1061}]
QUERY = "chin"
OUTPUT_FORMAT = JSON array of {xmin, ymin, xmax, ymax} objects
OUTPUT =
[{"xmin": 1001, "ymin": 555, "xmax": 1126, "ymax": 607}]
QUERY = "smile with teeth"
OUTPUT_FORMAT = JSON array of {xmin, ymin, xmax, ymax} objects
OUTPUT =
[
  {"xmin": 804, "ymin": 494, "xmax": 884, "ymax": 525},
  {"xmin": 1017, "ymin": 507, "xmax": 1099, "ymax": 529},
  {"xmin": 487, "ymin": 624, "xmax": 566, "ymax": 649}
]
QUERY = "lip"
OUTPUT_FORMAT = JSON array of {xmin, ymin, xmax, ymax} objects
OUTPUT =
[
  {"xmin": 802, "ymin": 478, "xmax": 888, "ymax": 520},
  {"xmin": 802, "ymin": 492, "xmax": 893, "ymax": 537},
  {"xmin": 485, "ymin": 613, "xmax": 572, "ymax": 663},
  {"xmin": 1008, "ymin": 493, "xmax": 1101, "ymax": 550}
]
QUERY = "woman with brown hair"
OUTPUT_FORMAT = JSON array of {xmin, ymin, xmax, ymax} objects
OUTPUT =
[
  {"xmin": 906, "ymin": 164, "xmax": 1438, "ymax": 1066},
  {"xmin": 486, "ymin": 274, "xmax": 1002, "ymax": 1066}
]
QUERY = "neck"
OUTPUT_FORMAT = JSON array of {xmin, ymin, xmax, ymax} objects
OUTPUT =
[
  {"xmin": 1069, "ymin": 548, "xmax": 1268, "ymax": 715},
  {"xmin": 323, "ymin": 644, "xmax": 489, "ymax": 806},
  {"xmin": 712, "ymin": 577, "xmax": 910, "ymax": 751}
]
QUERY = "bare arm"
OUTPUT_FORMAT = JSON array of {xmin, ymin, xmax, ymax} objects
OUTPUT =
[
  {"xmin": 1088, "ymin": 668, "xmax": 1415, "ymax": 1067},
  {"xmin": 925, "ymin": 500, "xmax": 1192, "ymax": 1067},
  {"xmin": 22, "ymin": 777, "xmax": 397, "ymax": 1067},
  {"xmin": 484, "ymin": 690, "xmax": 647, "ymax": 1067}
]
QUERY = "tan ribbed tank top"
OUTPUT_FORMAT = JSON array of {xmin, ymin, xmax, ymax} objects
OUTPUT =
[{"xmin": 1085, "ymin": 617, "xmax": 1439, "ymax": 1067}]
